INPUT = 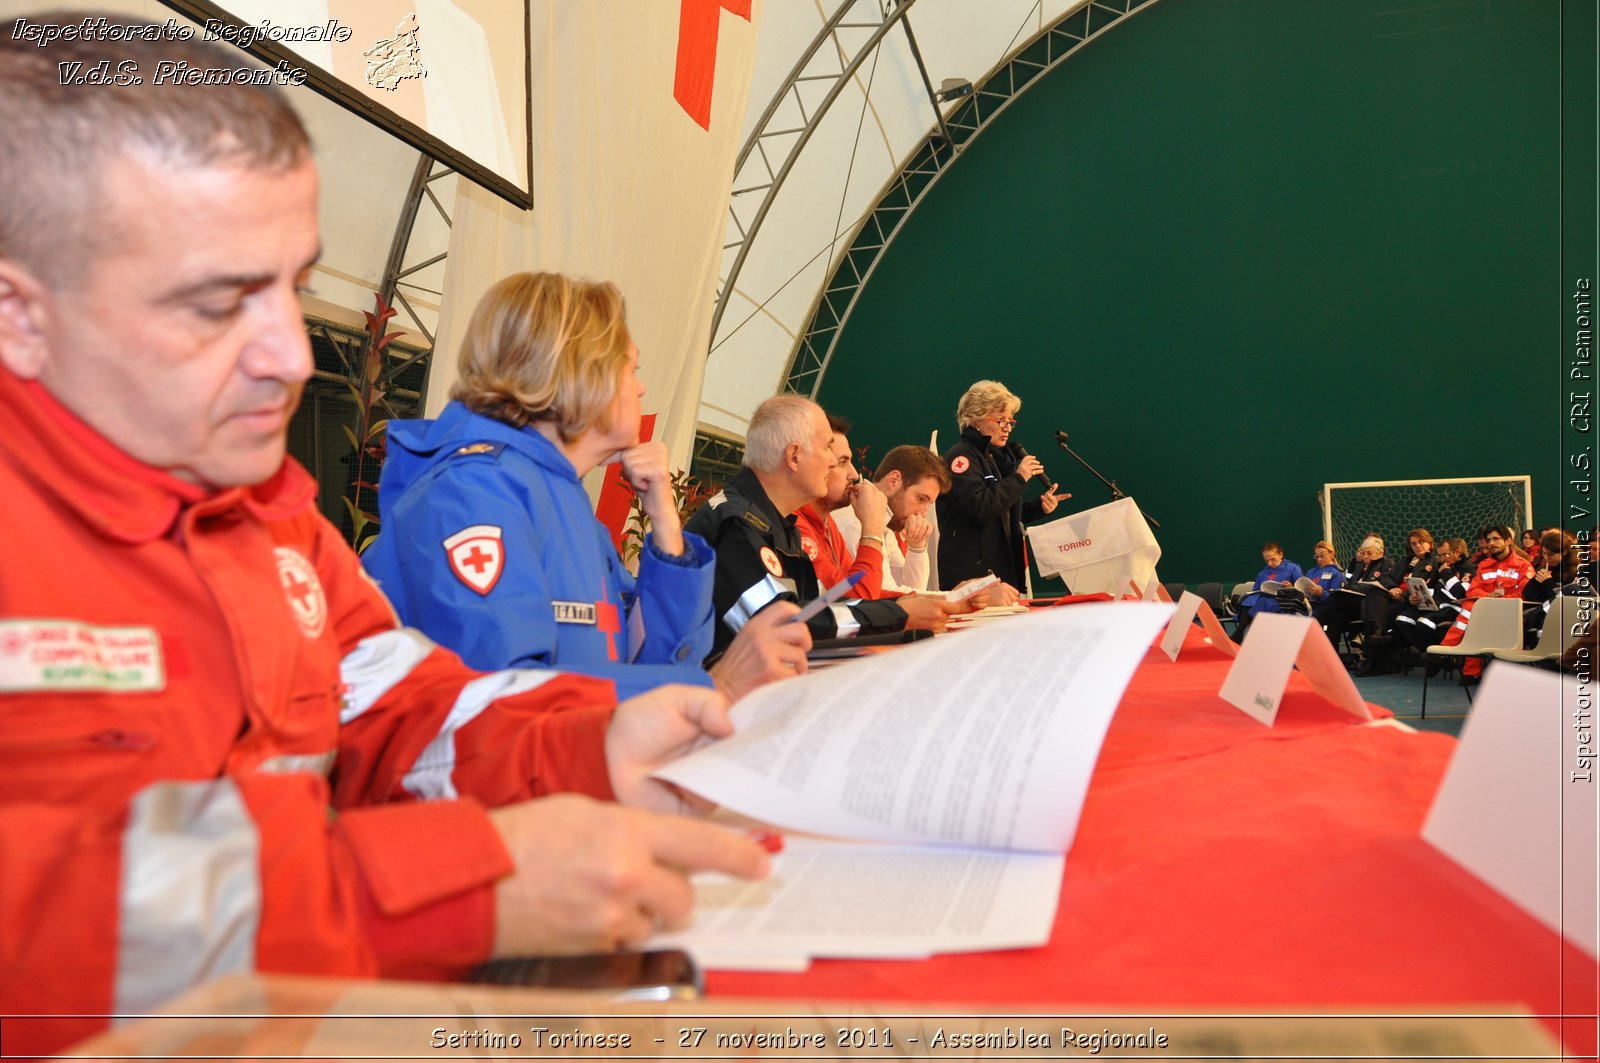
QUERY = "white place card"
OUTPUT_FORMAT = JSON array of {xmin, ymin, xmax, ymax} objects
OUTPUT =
[
  {"xmin": 1219, "ymin": 613, "xmax": 1372, "ymax": 726},
  {"xmin": 1159, "ymin": 591, "xmax": 1205, "ymax": 661},
  {"xmin": 1422, "ymin": 665, "xmax": 1598, "ymax": 959}
]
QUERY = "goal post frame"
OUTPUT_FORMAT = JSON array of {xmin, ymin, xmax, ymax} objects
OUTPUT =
[{"xmin": 1321, "ymin": 475, "xmax": 1534, "ymax": 548}]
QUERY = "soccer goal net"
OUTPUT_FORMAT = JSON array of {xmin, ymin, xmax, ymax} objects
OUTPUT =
[{"xmin": 1321, "ymin": 476, "xmax": 1533, "ymax": 565}]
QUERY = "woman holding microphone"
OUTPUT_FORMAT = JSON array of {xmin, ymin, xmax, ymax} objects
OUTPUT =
[{"xmin": 936, "ymin": 380, "xmax": 1067, "ymax": 594}]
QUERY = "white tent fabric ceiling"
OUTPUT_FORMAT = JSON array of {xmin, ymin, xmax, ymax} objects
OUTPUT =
[
  {"xmin": 46, "ymin": 0, "xmax": 1089, "ymax": 455},
  {"xmin": 43, "ymin": 0, "xmax": 450, "ymax": 344},
  {"xmin": 700, "ymin": 0, "xmax": 1090, "ymax": 442}
]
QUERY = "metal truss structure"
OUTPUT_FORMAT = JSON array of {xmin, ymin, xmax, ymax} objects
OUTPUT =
[
  {"xmin": 291, "ymin": 156, "xmax": 454, "ymax": 531},
  {"xmin": 370, "ymin": 156, "xmax": 456, "ymax": 408},
  {"xmin": 689, "ymin": 430, "xmax": 747, "ymax": 492},
  {"xmin": 289, "ymin": 318, "xmax": 431, "ymax": 535},
  {"xmin": 304, "ymin": 319, "xmax": 431, "ymax": 419},
  {"xmin": 709, "ymin": 0, "xmax": 926, "ymax": 346},
  {"xmin": 777, "ymin": 0, "xmax": 1162, "ymax": 396}
]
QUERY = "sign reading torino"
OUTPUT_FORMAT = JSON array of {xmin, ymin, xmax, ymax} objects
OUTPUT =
[{"xmin": 1026, "ymin": 498, "xmax": 1160, "ymax": 592}]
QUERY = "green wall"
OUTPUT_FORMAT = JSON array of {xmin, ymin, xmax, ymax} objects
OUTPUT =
[{"xmin": 816, "ymin": 0, "xmax": 1560, "ymax": 587}]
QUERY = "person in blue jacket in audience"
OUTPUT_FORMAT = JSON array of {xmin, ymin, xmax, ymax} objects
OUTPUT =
[
  {"xmin": 364, "ymin": 272, "xmax": 808, "ymax": 700},
  {"xmin": 1302, "ymin": 540, "xmax": 1346, "ymax": 602},
  {"xmin": 1230, "ymin": 542, "xmax": 1303, "ymax": 642}
]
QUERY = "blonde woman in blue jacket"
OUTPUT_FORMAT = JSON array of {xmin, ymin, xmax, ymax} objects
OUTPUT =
[{"xmin": 364, "ymin": 272, "xmax": 806, "ymax": 700}]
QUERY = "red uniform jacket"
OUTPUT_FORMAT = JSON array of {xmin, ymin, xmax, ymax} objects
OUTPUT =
[
  {"xmin": 0, "ymin": 372, "xmax": 618, "ymax": 1056},
  {"xmin": 793, "ymin": 503, "xmax": 887, "ymax": 598},
  {"xmin": 1440, "ymin": 551, "xmax": 1537, "ymax": 652}
]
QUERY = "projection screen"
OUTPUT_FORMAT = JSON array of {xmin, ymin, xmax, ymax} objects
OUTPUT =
[{"xmin": 158, "ymin": 0, "xmax": 532, "ymax": 207}]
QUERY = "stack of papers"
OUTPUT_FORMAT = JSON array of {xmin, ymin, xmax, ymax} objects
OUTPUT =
[
  {"xmin": 945, "ymin": 603, "xmax": 1031, "ymax": 627},
  {"xmin": 650, "ymin": 602, "xmax": 1175, "ymax": 969}
]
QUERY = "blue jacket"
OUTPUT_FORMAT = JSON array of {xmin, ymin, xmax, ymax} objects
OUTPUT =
[
  {"xmin": 1305, "ymin": 563, "xmax": 1346, "ymax": 601},
  {"xmin": 1239, "ymin": 560, "xmax": 1305, "ymax": 616},
  {"xmin": 362, "ymin": 402, "xmax": 716, "ymax": 699}
]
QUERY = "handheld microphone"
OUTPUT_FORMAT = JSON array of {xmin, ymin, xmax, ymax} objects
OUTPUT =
[{"xmin": 1009, "ymin": 440, "xmax": 1047, "ymax": 485}]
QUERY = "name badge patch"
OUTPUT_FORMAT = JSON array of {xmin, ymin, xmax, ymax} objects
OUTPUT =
[
  {"xmin": 553, "ymin": 601, "xmax": 598, "ymax": 624},
  {"xmin": 0, "ymin": 619, "xmax": 165, "ymax": 693}
]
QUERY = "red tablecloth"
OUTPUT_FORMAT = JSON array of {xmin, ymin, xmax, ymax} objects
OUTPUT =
[{"xmin": 709, "ymin": 627, "xmax": 1598, "ymax": 1056}]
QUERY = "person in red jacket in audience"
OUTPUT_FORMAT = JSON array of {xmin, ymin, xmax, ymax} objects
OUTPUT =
[
  {"xmin": 1521, "ymin": 529, "xmax": 1542, "ymax": 568},
  {"xmin": 0, "ymin": 17, "xmax": 767, "ymax": 1056},
  {"xmin": 1436, "ymin": 525, "xmax": 1537, "ymax": 677}
]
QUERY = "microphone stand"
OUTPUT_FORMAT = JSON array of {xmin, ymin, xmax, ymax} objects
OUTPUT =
[{"xmin": 1053, "ymin": 431, "xmax": 1161, "ymax": 530}]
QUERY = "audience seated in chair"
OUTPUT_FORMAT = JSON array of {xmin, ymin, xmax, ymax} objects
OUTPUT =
[
  {"xmin": 1229, "ymin": 542, "xmax": 1302, "ymax": 643},
  {"xmin": 1302, "ymin": 540, "xmax": 1345, "ymax": 604},
  {"xmin": 1521, "ymin": 529, "xmax": 1542, "ymax": 569},
  {"xmin": 1391, "ymin": 537, "xmax": 1471, "ymax": 673},
  {"xmin": 1315, "ymin": 534, "xmax": 1400, "ymax": 661},
  {"xmin": 1522, "ymin": 529, "xmax": 1594, "ymax": 645},
  {"xmin": 1433, "ymin": 525, "xmax": 1536, "ymax": 679},
  {"xmin": 1352, "ymin": 528, "xmax": 1437, "ymax": 674}
]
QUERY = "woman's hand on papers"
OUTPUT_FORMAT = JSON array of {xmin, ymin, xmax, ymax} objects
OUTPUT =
[
  {"xmin": 963, "ymin": 580, "xmax": 1021, "ymax": 609},
  {"xmin": 606, "ymin": 684, "xmax": 739, "ymax": 815},
  {"xmin": 710, "ymin": 601, "xmax": 811, "ymax": 700},
  {"xmin": 488, "ymin": 795, "xmax": 770, "ymax": 954}
]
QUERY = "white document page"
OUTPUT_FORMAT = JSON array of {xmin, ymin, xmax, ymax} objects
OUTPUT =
[
  {"xmin": 652, "ymin": 837, "xmax": 1064, "ymax": 963},
  {"xmin": 945, "ymin": 574, "xmax": 999, "ymax": 602},
  {"xmin": 1159, "ymin": 591, "xmax": 1205, "ymax": 661},
  {"xmin": 1422, "ymin": 665, "xmax": 1598, "ymax": 959},
  {"xmin": 656, "ymin": 603, "xmax": 1175, "ymax": 853},
  {"xmin": 945, "ymin": 603, "xmax": 1030, "ymax": 628}
]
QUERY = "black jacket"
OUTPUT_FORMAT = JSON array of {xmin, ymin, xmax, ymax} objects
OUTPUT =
[
  {"xmin": 1346, "ymin": 553, "xmax": 1402, "ymax": 589},
  {"xmin": 684, "ymin": 467, "xmax": 906, "ymax": 659},
  {"xmin": 935, "ymin": 425, "xmax": 1045, "ymax": 590},
  {"xmin": 1399, "ymin": 551, "xmax": 1437, "ymax": 586}
]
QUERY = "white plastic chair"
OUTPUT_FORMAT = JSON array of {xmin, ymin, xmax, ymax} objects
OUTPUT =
[
  {"xmin": 1422, "ymin": 596, "xmax": 1523, "ymax": 717},
  {"xmin": 1492, "ymin": 593, "xmax": 1591, "ymax": 665}
]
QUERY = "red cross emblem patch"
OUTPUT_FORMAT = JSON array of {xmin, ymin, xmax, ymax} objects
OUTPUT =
[
  {"xmin": 759, "ymin": 545, "xmax": 784, "ymax": 577},
  {"xmin": 950, "ymin": 455, "xmax": 970, "ymax": 474},
  {"xmin": 444, "ymin": 525, "xmax": 505, "ymax": 596},
  {"xmin": 274, "ymin": 547, "xmax": 327, "ymax": 639}
]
